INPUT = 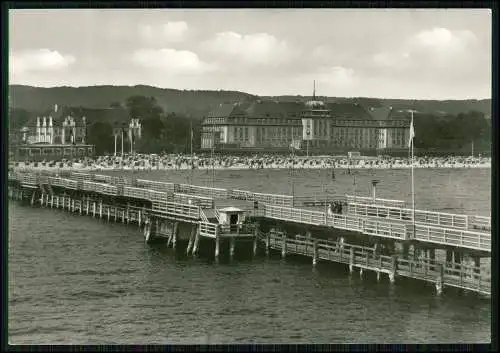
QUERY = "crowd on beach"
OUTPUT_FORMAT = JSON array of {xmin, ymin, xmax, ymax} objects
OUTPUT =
[{"xmin": 11, "ymin": 153, "xmax": 491, "ymax": 172}]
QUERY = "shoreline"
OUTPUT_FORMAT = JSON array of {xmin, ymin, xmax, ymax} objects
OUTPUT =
[{"xmin": 12, "ymin": 163, "xmax": 491, "ymax": 173}]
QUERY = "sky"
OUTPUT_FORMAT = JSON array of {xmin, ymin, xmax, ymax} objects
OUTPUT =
[{"xmin": 9, "ymin": 9, "xmax": 492, "ymax": 100}]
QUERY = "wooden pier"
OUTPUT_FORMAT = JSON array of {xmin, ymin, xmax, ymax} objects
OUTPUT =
[{"xmin": 8, "ymin": 170, "xmax": 491, "ymax": 297}]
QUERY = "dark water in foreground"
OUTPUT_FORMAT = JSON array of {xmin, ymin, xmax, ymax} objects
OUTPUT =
[{"xmin": 8, "ymin": 169, "xmax": 491, "ymax": 344}]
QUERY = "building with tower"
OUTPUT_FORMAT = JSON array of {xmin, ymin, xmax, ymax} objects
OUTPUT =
[
  {"xmin": 13, "ymin": 104, "xmax": 94, "ymax": 161},
  {"xmin": 200, "ymin": 83, "xmax": 411, "ymax": 154}
]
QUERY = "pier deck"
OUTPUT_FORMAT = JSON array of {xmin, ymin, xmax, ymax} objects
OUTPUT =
[{"xmin": 8, "ymin": 170, "xmax": 491, "ymax": 296}]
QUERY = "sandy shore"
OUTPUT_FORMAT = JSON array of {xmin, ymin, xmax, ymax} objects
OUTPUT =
[{"xmin": 12, "ymin": 162, "xmax": 491, "ymax": 173}]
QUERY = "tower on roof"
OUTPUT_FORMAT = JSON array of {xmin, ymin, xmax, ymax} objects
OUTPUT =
[{"xmin": 313, "ymin": 80, "xmax": 316, "ymax": 100}]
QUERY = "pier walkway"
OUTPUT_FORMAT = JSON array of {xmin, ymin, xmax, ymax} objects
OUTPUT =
[{"xmin": 8, "ymin": 170, "xmax": 491, "ymax": 296}]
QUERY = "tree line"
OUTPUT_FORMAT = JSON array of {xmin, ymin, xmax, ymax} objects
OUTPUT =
[{"xmin": 9, "ymin": 95, "xmax": 491, "ymax": 156}]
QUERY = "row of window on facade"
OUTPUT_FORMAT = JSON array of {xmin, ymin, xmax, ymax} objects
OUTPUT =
[
  {"xmin": 19, "ymin": 147, "xmax": 93, "ymax": 156},
  {"xmin": 204, "ymin": 117, "xmax": 408, "ymax": 127}
]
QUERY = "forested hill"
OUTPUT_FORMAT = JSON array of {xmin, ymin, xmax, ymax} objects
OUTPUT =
[
  {"xmin": 9, "ymin": 84, "xmax": 491, "ymax": 118},
  {"xmin": 9, "ymin": 85, "xmax": 257, "ymax": 119},
  {"xmin": 262, "ymin": 96, "xmax": 492, "ymax": 118}
]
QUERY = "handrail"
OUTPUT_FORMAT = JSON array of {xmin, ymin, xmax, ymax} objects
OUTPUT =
[
  {"xmin": 345, "ymin": 194, "xmax": 407, "ymax": 208},
  {"xmin": 347, "ymin": 202, "xmax": 490, "ymax": 231}
]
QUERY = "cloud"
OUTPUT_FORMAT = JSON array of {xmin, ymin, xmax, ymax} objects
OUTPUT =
[
  {"xmin": 370, "ymin": 27, "xmax": 480, "ymax": 75},
  {"xmin": 9, "ymin": 49, "xmax": 76, "ymax": 75},
  {"xmin": 319, "ymin": 66, "xmax": 356, "ymax": 86},
  {"xmin": 138, "ymin": 21, "xmax": 189, "ymax": 43},
  {"xmin": 131, "ymin": 48, "xmax": 215, "ymax": 74},
  {"xmin": 202, "ymin": 31, "xmax": 296, "ymax": 67},
  {"xmin": 411, "ymin": 27, "xmax": 477, "ymax": 53}
]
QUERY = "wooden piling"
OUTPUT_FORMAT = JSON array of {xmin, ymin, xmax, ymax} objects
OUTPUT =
[
  {"xmin": 229, "ymin": 237, "xmax": 236, "ymax": 259},
  {"xmin": 186, "ymin": 225, "xmax": 196, "ymax": 255},
  {"xmin": 281, "ymin": 233, "xmax": 287, "ymax": 258},
  {"xmin": 172, "ymin": 222, "xmax": 178, "ymax": 249},
  {"xmin": 349, "ymin": 247, "xmax": 355, "ymax": 273},
  {"xmin": 214, "ymin": 235, "xmax": 220, "ymax": 259},
  {"xmin": 312, "ymin": 240, "xmax": 318, "ymax": 266},
  {"xmin": 389, "ymin": 255, "xmax": 398, "ymax": 283},
  {"xmin": 192, "ymin": 226, "xmax": 201, "ymax": 256},
  {"xmin": 436, "ymin": 264, "xmax": 444, "ymax": 295}
]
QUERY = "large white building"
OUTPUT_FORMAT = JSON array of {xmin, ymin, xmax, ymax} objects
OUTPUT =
[{"xmin": 201, "ymin": 97, "xmax": 411, "ymax": 153}]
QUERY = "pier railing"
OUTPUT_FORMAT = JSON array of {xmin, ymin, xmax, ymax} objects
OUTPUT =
[
  {"xmin": 173, "ymin": 192, "xmax": 214, "ymax": 209},
  {"xmin": 229, "ymin": 189, "xmax": 294, "ymax": 207},
  {"xmin": 82, "ymin": 181, "xmax": 119, "ymax": 195},
  {"xmin": 176, "ymin": 184, "xmax": 229, "ymax": 199},
  {"xmin": 266, "ymin": 232, "xmax": 490, "ymax": 295},
  {"xmin": 293, "ymin": 196, "xmax": 346, "ymax": 207},
  {"xmin": 345, "ymin": 195, "xmax": 407, "ymax": 208},
  {"xmin": 468, "ymin": 215, "xmax": 491, "ymax": 231},
  {"xmin": 48, "ymin": 177, "xmax": 79, "ymax": 190},
  {"xmin": 122, "ymin": 186, "xmax": 168, "ymax": 201},
  {"xmin": 151, "ymin": 200, "xmax": 200, "ymax": 221},
  {"xmin": 413, "ymin": 224, "xmax": 491, "ymax": 251},
  {"xmin": 347, "ymin": 202, "xmax": 490, "ymax": 232},
  {"xmin": 136, "ymin": 179, "xmax": 175, "ymax": 193},
  {"xmin": 260, "ymin": 204, "xmax": 408, "ymax": 240},
  {"xmin": 200, "ymin": 222, "xmax": 218, "ymax": 238}
]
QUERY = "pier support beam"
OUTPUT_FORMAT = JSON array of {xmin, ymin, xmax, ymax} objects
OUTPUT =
[
  {"xmin": 376, "ymin": 271, "xmax": 381, "ymax": 281},
  {"xmin": 30, "ymin": 192, "xmax": 36, "ymax": 206},
  {"xmin": 446, "ymin": 249, "xmax": 453, "ymax": 267},
  {"xmin": 453, "ymin": 250, "xmax": 462, "ymax": 269},
  {"xmin": 93, "ymin": 202, "xmax": 97, "ymax": 218},
  {"xmin": 281, "ymin": 234, "xmax": 287, "ymax": 258},
  {"xmin": 126, "ymin": 204, "xmax": 130, "ymax": 224},
  {"xmin": 473, "ymin": 256, "xmax": 481, "ymax": 274},
  {"xmin": 71, "ymin": 199, "xmax": 75, "ymax": 212},
  {"xmin": 389, "ymin": 255, "xmax": 398, "ymax": 283},
  {"xmin": 172, "ymin": 222, "xmax": 178, "ymax": 250},
  {"xmin": 214, "ymin": 236, "xmax": 220, "ymax": 260},
  {"xmin": 144, "ymin": 221, "xmax": 152, "ymax": 243},
  {"xmin": 192, "ymin": 226, "xmax": 201, "ymax": 256},
  {"xmin": 265, "ymin": 234, "xmax": 270, "ymax": 256},
  {"xmin": 99, "ymin": 201, "xmax": 103, "ymax": 219},
  {"xmin": 187, "ymin": 225, "xmax": 196, "ymax": 255},
  {"xmin": 86, "ymin": 199, "xmax": 90, "ymax": 215},
  {"xmin": 402, "ymin": 243, "xmax": 410, "ymax": 259},
  {"xmin": 51, "ymin": 195, "xmax": 54, "ymax": 208},
  {"xmin": 436, "ymin": 264, "xmax": 444, "ymax": 295},
  {"xmin": 107, "ymin": 207, "xmax": 110, "ymax": 221},
  {"xmin": 312, "ymin": 240, "xmax": 318, "ymax": 266},
  {"xmin": 349, "ymin": 247, "xmax": 355, "ymax": 273},
  {"xmin": 229, "ymin": 237, "xmax": 236, "ymax": 259}
]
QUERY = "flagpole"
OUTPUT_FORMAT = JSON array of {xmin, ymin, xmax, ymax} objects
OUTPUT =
[{"xmin": 410, "ymin": 111, "xmax": 415, "ymax": 225}]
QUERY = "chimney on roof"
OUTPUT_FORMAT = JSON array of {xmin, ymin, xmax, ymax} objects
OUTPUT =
[
  {"xmin": 37, "ymin": 117, "xmax": 40, "ymax": 126},
  {"xmin": 49, "ymin": 116, "xmax": 53, "ymax": 126},
  {"xmin": 54, "ymin": 104, "xmax": 58, "ymax": 113}
]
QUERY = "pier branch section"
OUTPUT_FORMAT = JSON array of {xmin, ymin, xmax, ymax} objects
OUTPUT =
[{"xmin": 8, "ymin": 170, "xmax": 491, "ymax": 297}]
